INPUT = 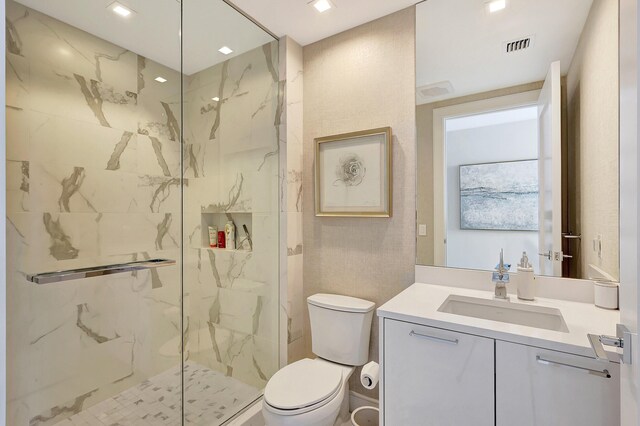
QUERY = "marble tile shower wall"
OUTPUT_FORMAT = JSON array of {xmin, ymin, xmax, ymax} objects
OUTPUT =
[
  {"xmin": 5, "ymin": 1, "xmax": 281, "ymax": 424},
  {"xmin": 182, "ymin": 41, "xmax": 281, "ymax": 391},
  {"xmin": 279, "ymin": 37, "xmax": 304, "ymax": 363},
  {"xmin": 6, "ymin": 2, "xmax": 182, "ymax": 424}
]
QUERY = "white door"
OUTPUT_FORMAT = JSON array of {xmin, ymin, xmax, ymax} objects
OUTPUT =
[
  {"xmin": 618, "ymin": 0, "xmax": 640, "ymax": 423},
  {"xmin": 537, "ymin": 61, "xmax": 563, "ymax": 276}
]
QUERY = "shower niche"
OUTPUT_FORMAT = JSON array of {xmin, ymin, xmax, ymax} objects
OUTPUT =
[{"xmin": 200, "ymin": 212, "xmax": 253, "ymax": 252}]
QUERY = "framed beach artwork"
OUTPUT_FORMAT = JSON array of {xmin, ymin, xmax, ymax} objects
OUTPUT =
[
  {"xmin": 315, "ymin": 127, "xmax": 392, "ymax": 217},
  {"xmin": 459, "ymin": 159, "xmax": 539, "ymax": 231}
]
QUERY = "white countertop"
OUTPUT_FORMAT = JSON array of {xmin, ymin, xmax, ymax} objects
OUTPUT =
[{"xmin": 378, "ymin": 283, "xmax": 621, "ymax": 361}]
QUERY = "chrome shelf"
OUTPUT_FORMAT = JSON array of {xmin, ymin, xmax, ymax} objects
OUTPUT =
[{"xmin": 26, "ymin": 258, "xmax": 176, "ymax": 284}]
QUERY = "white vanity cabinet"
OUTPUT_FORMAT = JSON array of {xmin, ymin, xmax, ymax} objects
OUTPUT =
[
  {"xmin": 383, "ymin": 319, "xmax": 495, "ymax": 426},
  {"xmin": 382, "ymin": 318, "xmax": 620, "ymax": 426},
  {"xmin": 495, "ymin": 341, "xmax": 620, "ymax": 426}
]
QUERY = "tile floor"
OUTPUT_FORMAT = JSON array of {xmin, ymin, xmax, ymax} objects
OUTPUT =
[{"xmin": 54, "ymin": 362, "xmax": 260, "ymax": 426}]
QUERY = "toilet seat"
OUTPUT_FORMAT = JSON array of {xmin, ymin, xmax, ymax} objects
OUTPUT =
[{"xmin": 264, "ymin": 359, "xmax": 343, "ymax": 415}]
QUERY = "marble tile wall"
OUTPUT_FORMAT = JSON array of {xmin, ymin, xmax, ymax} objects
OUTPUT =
[
  {"xmin": 5, "ymin": 1, "xmax": 282, "ymax": 424},
  {"xmin": 277, "ymin": 37, "xmax": 305, "ymax": 363},
  {"xmin": 6, "ymin": 2, "xmax": 183, "ymax": 424},
  {"xmin": 181, "ymin": 39, "xmax": 282, "ymax": 393}
]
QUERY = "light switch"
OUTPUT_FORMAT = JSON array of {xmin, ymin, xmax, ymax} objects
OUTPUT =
[{"xmin": 418, "ymin": 224, "xmax": 427, "ymax": 236}]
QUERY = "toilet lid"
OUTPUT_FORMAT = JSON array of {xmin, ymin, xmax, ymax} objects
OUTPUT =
[{"xmin": 264, "ymin": 359, "xmax": 342, "ymax": 411}]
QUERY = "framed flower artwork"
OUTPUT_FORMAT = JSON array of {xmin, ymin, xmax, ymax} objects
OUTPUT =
[{"xmin": 314, "ymin": 127, "xmax": 392, "ymax": 217}]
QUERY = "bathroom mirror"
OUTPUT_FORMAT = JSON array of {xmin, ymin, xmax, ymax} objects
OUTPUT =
[{"xmin": 415, "ymin": 0, "xmax": 619, "ymax": 280}]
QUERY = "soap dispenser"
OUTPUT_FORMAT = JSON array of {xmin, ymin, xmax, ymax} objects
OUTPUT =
[{"xmin": 517, "ymin": 251, "xmax": 535, "ymax": 301}]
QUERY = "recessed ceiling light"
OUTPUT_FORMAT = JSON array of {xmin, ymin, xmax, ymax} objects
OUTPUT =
[
  {"xmin": 218, "ymin": 46, "xmax": 233, "ymax": 55},
  {"xmin": 109, "ymin": 2, "xmax": 134, "ymax": 17},
  {"xmin": 113, "ymin": 5, "xmax": 131, "ymax": 16},
  {"xmin": 311, "ymin": 0, "xmax": 333, "ymax": 13},
  {"xmin": 212, "ymin": 97, "xmax": 220, "ymax": 102},
  {"xmin": 487, "ymin": 0, "xmax": 506, "ymax": 13},
  {"xmin": 155, "ymin": 76, "xmax": 167, "ymax": 83}
]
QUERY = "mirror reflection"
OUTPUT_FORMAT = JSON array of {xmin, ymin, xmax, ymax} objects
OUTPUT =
[{"xmin": 415, "ymin": 0, "xmax": 619, "ymax": 280}]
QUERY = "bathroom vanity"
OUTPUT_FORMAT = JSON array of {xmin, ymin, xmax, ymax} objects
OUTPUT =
[
  {"xmin": 396, "ymin": 0, "xmax": 637, "ymax": 423},
  {"xmin": 378, "ymin": 283, "xmax": 621, "ymax": 426}
]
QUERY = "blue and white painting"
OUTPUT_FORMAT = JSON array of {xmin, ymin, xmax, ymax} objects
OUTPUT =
[{"xmin": 459, "ymin": 160, "xmax": 539, "ymax": 231}]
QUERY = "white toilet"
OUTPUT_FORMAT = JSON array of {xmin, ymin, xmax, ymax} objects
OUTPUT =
[{"xmin": 263, "ymin": 293, "xmax": 375, "ymax": 426}]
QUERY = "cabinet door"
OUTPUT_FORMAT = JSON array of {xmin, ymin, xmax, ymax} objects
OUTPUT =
[
  {"xmin": 496, "ymin": 340, "xmax": 620, "ymax": 426},
  {"xmin": 383, "ymin": 319, "xmax": 494, "ymax": 426}
]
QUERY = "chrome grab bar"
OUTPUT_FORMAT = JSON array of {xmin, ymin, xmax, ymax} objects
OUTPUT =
[
  {"xmin": 26, "ymin": 258, "xmax": 176, "ymax": 284},
  {"xmin": 409, "ymin": 330, "xmax": 459, "ymax": 345},
  {"xmin": 536, "ymin": 355, "xmax": 611, "ymax": 378}
]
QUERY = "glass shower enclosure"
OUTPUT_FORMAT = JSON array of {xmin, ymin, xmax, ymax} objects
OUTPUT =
[{"xmin": 5, "ymin": 0, "xmax": 281, "ymax": 424}]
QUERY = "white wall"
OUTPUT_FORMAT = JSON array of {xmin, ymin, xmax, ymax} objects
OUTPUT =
[
  {"xmin": 302, "ymin": 7, "xmax": 416, "ymax": 399},
  {"xmin": 445, "ymin": 116, "xmax": 540, "ymax": 272},
  {"xmin": 566, "ymin": 0, "xmax": 619, "ymax": 280}
]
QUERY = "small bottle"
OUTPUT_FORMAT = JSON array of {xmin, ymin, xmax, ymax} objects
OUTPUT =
[
  {"xmin": 517, "ymin": 251, "xmax": 535, "ymax": 301},
  {"xmin": 217, "ymin": 231, "xmax": 226, "ymax": 249},
  {"xmin": 208, "ymin": 226, "xmax": 218, "ymax": 248},
  {"xmin": 224, "ymin": 221, "xmax": 236, "ymax": 250}
]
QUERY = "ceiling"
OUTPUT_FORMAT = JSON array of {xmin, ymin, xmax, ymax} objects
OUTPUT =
[
  {"xmin": 231, "ymin": 0, "xmax": 418, "ymax": 46},
  {"xmin": 15, "ymin": 0, "xmax": 598, "ymax": 90},
  {"xmin": 16, "ymin": 0, "xmax": 419, "ymax": 74},
  {"xmin": 416, "ymin": 0, "xmax": 595, "ymax": 104},
  {"xmin": 15, "ymin": 0, "xmax": 275, "ymax": 75}
]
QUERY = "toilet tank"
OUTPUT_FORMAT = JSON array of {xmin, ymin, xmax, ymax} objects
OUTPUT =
[{"xmin": 307, "ymin": 294, "xmax": 375, "ymax": 366}]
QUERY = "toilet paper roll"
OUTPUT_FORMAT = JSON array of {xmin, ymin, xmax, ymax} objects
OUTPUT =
[{"xmin": 360, "ymin": 361, "xmax": 380, "ymax": 390}]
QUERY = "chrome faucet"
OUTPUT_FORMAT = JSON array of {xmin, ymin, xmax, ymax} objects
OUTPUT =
[{"xmin": 492, "ymin": 249, "xmax": 510, "ymax": 299}]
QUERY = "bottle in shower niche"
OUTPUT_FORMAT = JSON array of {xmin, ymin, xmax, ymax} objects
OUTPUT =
[
  {"xmin": 225, "ymin": 221, "xmax": 236, "ymax": 250},
  {"xmin": 208, "ymin": 226, "xmax": 218, "ymax": 248}
]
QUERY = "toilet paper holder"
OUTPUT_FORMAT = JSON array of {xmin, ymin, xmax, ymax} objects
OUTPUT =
[{"xmin": 360, "ymin": 361, "xmax": 380, "ymax": 390}]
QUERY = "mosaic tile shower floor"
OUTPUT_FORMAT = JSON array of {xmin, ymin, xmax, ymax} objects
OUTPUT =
[{"xmin": 54, "ymin": 362, "xmax": 261, "ymax": 426}]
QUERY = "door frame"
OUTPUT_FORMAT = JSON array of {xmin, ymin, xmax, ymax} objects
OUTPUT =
[
  {"xmin": 618, "ymin": 0, "xmax": 639, "ymax": 423},
  {"xmin": 536, "ymin": 61, "xmax": 563, "ymax": 277},
  {"xmin": 431, "ymin": 90, "xmax": 541, "ymax": 266}
]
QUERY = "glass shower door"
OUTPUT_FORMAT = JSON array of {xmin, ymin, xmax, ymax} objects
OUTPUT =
[
  {"xmin": 181, "ymin": 1, "xmax": 281, "ymax": 424},
  {"xmin": 6, "ymin": 0, "xmax": 184, "ymax": 424},
  {"xmin": 5, "ymin": 0, "xmax": 281, "ymax": 424}
]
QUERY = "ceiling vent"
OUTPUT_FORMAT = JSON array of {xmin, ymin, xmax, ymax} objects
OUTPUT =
[
  {"xmin": 504, "ymin": 35, "xmax": 535, "ymax": 54},
  {"xmin": 417, "ymin": 81, "xmax": 454, "ymax": 103}
]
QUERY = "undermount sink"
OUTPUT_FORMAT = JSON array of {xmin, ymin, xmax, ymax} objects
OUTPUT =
[{"xmin": 437, "ymin": 295, "xmax": 569, "ymax": 333}]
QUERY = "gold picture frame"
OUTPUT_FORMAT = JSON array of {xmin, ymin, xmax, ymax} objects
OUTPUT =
[{"xmin": 314, "ymin": 127, "xmax": 392, "ymax": 217}]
